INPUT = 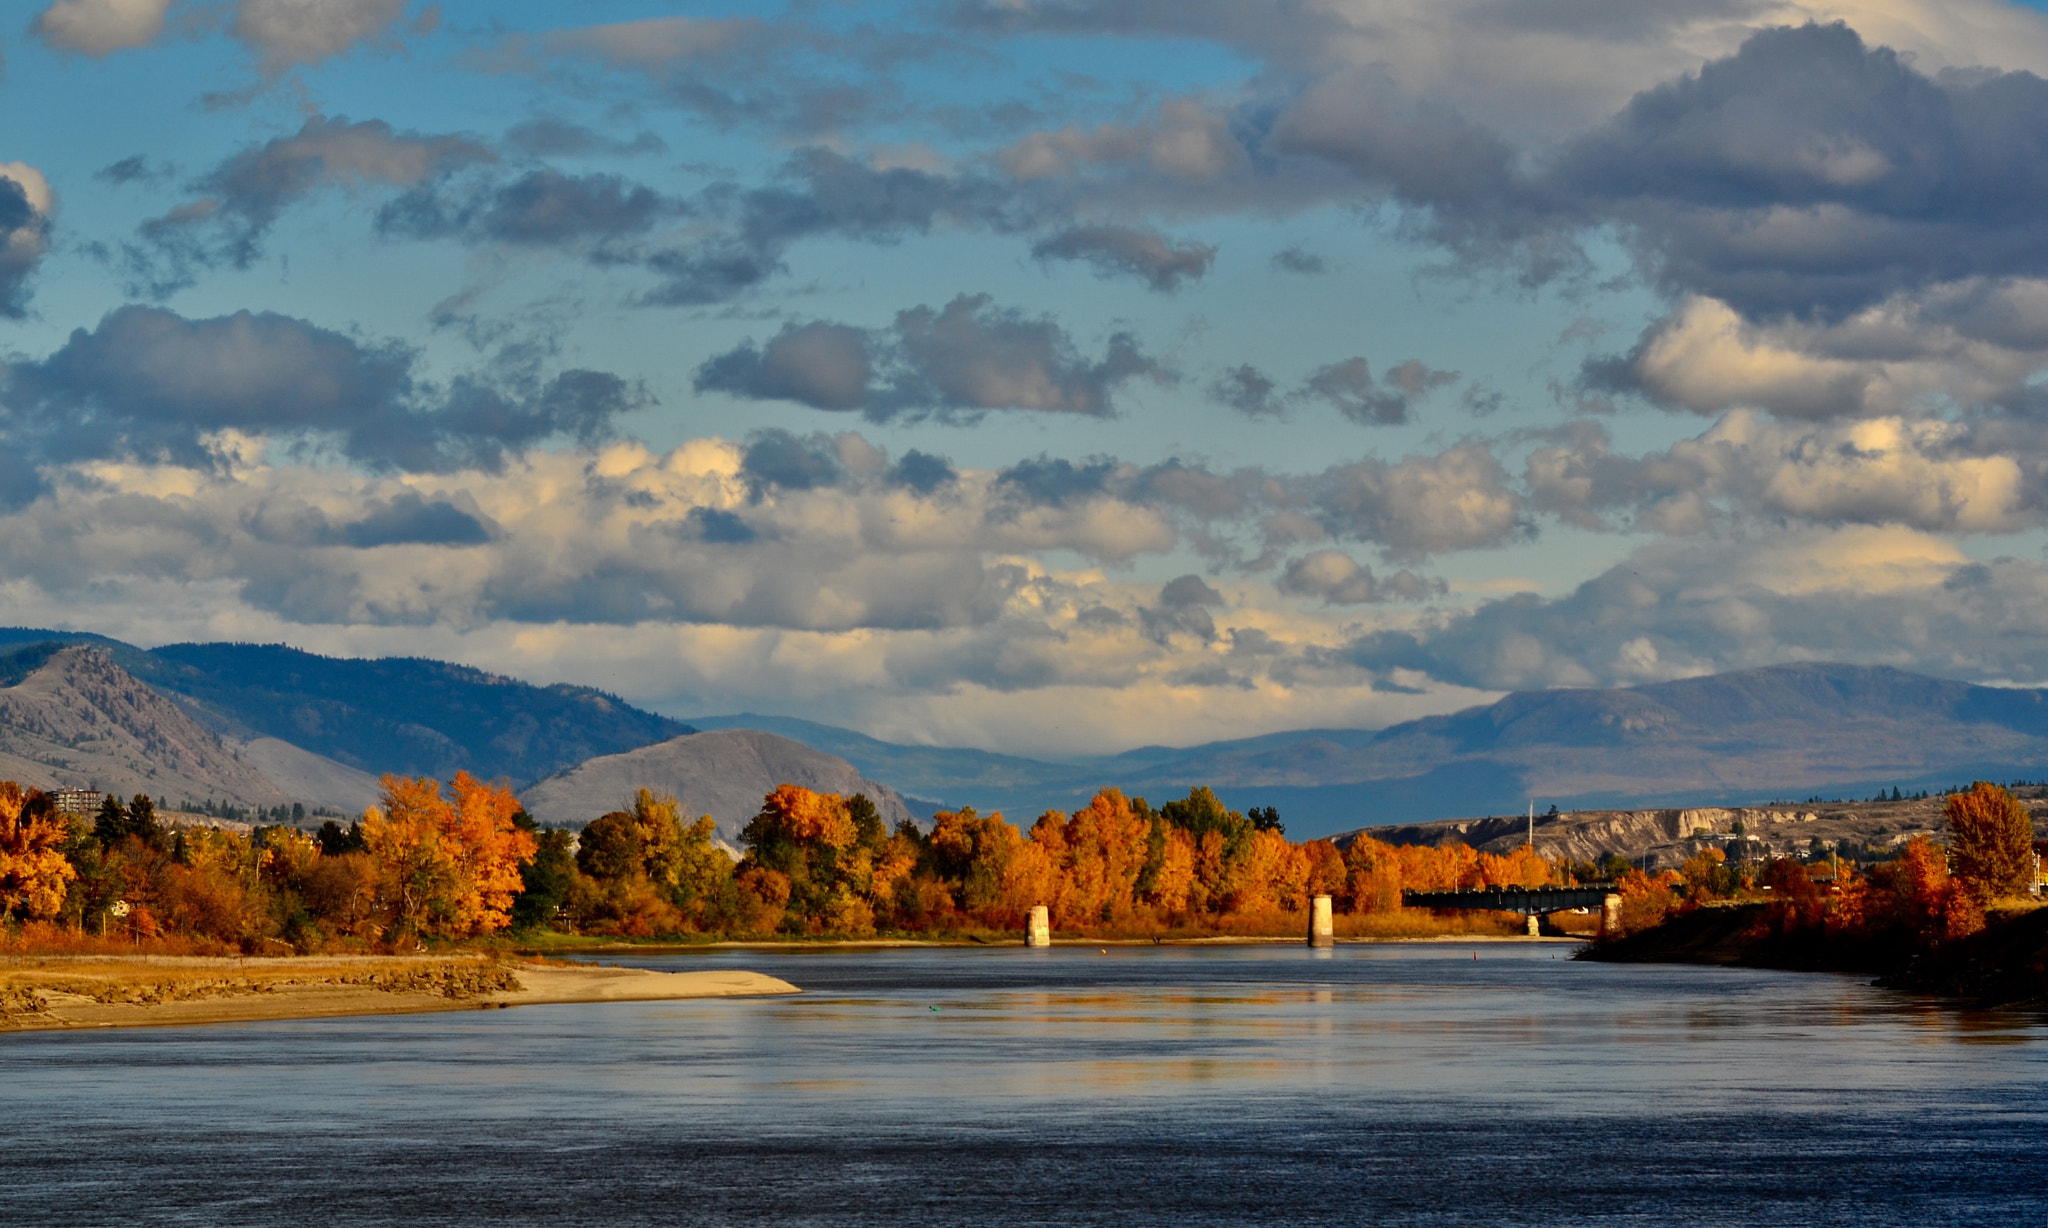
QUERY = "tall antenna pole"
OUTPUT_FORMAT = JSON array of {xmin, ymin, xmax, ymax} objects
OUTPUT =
[{"xmin": 1528, "ymin": 800, "xmax": 1534, "ymax": 851}]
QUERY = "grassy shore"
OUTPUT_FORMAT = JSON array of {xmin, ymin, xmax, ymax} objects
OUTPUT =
[{"xmin": 0, "ymin": 953, "xmax": 798, "ymax": 1033}]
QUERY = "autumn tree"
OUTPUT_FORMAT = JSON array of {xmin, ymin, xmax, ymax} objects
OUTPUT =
[
  {"xmin": 0, "ymin": 782, "xmax": 76, "ymax": 920},
  {"xmin": 360, "ymin": 772, "xmax": 537, "ymax": 940},
  {"xmin": 1944, "ymin": 782, "xmax": 2037, "ymax": 901},
  {"xmin": 740, "ymin": 784, "xmax": 884, "ymax": 934}
]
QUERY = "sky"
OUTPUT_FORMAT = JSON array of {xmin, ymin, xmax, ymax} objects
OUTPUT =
[{"xmin": 11, "ymin": 0, "xmax": 2048, "ymax": 756}]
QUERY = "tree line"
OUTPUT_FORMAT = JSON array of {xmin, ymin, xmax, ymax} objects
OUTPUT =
[
  {"xmin": 1606, "ymin": 781, "xmax": 2042, "ymax": 948},
  {"xmin": 0, "ymin": 775, "xmax": 1560, "ymax": 949}
]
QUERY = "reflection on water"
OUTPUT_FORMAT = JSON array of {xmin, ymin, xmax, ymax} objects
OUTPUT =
[{"xmin": 1, "ymin": 944, "xmax": 2044, "ymax": 1226}]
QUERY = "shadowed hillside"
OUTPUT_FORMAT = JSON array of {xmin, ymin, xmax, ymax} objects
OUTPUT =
[{"xmin": 0, "ymin": 632, "xmax": 692, "ymax": 787}]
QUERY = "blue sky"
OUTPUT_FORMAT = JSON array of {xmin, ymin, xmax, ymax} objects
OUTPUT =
[{"xmin": 10, "ymin": 0, "xmax": 2048, "ymax": 754}]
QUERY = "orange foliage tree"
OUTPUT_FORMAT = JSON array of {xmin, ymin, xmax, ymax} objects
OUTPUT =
[
  {"xmin": 1944, "ymin": 782, "xmax": 2037, "ymax": 902},
  {"xmin": 0, "ymin": 782, "xmax": 75, "ymax": 920},
  {"xmin": 360, "ymin": 772, "xmax": 537, "ymax": 939}
]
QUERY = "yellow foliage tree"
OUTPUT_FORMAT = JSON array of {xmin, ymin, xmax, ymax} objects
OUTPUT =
[
  {"xmin": 360, "ymin": 772, "xmax": 536, "ymax": 939},
  {"xmin": 0, "ymin": 782, "xmax": 76, "ymax": 920}
]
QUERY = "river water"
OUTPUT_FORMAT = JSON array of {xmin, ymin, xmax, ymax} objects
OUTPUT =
[{"xmin": 1, "ymin": 943, "xmax": 2043, "ymax": 1226}]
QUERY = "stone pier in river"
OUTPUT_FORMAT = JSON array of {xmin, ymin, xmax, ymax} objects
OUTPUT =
[
  {"xmin": 1308, "ymin": 894, "xmax": 1334, "ymax": 947},
  {"xmin": 1025, "ymin": 905, "xmax": 1051, "ymax": 947}
]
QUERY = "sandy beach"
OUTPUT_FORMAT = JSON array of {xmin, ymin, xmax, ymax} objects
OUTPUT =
[{"xmin": 0, "ymin": 954, "xmax": 798, "ymax": 1033}]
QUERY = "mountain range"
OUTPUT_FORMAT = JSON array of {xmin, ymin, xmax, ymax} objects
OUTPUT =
[{"xmin": 3, "ymin": 627, "xmax": 2048, "ymax": 843}]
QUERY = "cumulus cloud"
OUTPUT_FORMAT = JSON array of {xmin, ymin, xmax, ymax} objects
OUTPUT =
[
  {"xmin": 30, "ymin": 0, "xmax": 168, "ymax": 56},
  {"xmin": 1343, "ymin": 526, "xmax": 2048, "ymax": 691},
  {"xmin": 0, "ymin": 162, "xmax": 55, "ymax": 317},
  {"xmin": 1309, "ymin": 443, "xmax": 1523, "ymax": 558},
  {"xmin": 0, "ymin": 305, "xmax": 638, "ymax": 474},
  {"xmin": 1526, "ymin": 411, "xmax": 2032, "ymax": 537},
  {"xmin": 1279, "ymin": 550, "xmax": 1445, "ymax": 604},
  {"xmin": 1030, "ymin": 224, "xmax": 1216, "ymax": 291},
  {"xmin": 131, "ymin": 115, "xmax": 493, "ymax": 293},
  {"xmin": 696, "ymin": 294, "xmax": 1168, "ymax": 421},
  {"xmin": 232, "ymin": 0, "xmax": 413, "ymax": 75}
]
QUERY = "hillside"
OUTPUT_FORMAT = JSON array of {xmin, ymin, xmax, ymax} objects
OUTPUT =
[
  {"xmin": 694, "ymin": 664, "xmax": 2048, "ymax": 836},
  {"xmin": 0, "ymin": 645, "xmax": 293, "ymax": 807},
  {"xmin": 0, "ymin": 631, "xmax": 691, "ymax": 787},
  {"xmin": 519, "ymin": 729, "xmax": 918, "ymax": 843}
]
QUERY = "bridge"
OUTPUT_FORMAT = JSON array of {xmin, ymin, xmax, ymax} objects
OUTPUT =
[{"xmin": 1402, "ymin": 884, "xmax": 1622, "ymax": 935}]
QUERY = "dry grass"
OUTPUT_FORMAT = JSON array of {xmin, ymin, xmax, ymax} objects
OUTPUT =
[{"xmin": 0, "ymin": 953, "xmax": 519, "ymax": 1021}]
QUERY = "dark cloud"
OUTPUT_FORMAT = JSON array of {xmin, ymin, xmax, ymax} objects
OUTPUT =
[
  {"xmin": 1141, "ymin": 573, "xmax": 1223, "ymax": 644},
  {"xmin": 694, "ymin": 321, "xmax": 872, "ymax": 411},
  {"xmin": 130, "ymin": 115, "xmax": 494, "ymax": 294},
  {"xmin": 994, "ymin": 456, "xmax": 1119, "ymax": 506},
  {"xmin": 1210, "ymin": 364, "xmax": 1283, "ymax": 417},
  {"xmin": 378, "ymin": 169, "xmax": 667, "ymax": 246},
  {"xmin": 339, "ymin": 492, "xmax": 495, "ymax": 548},
  {"xmin": 740, "ymin": 429, "xmax": 843, "ymax": 494},
  {"xmin": 696, "ymin": 294, "xmax": 1168, "ymax": 421},
  {"xmin": 0, "ymin": 173, "xmax": 50, "ymax": 318},
  {"xmin": 642, "ymin": 149, "xmax": 1035, "ymax": 305},
  {"xmin": 1159, "ymin": 574, "xmax": 1224, "ymax": 607},
  {"xmin": 890, "ymin": 449, "xmax": 957, "ymax": 493},
  {"xmin": 1271, "ymin": 245, "xmax": 1326, "ymax": 274},
  {"xmin": 503, "ymin": 119, "xmax": 667, "ymax": 159},
  {"xmin": 685, "ymin": 506, "xmax": 758, "ymax": 544},
  {"xmin": 1030, "ymin": 223, "xmax": 1216, "ymax": 290},
  {"xmin": 1302, "ymin": 356, "xmax": 1457, "ymax": 426},
  {"xmin": 96, "ymin": 155, "xmax": 169, "ymax": 186},
  {"xmin": 0, "ymin": 305, "xmax": 637, "ymax": 472},
  {"xmin": 1558, "ymin": 23, "xmax": 2048, "ymax": 318}
]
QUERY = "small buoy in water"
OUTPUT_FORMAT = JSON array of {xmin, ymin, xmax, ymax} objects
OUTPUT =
[
  {"xmin": 929, "ymin": 1005, "xmax": 941, "ymax": 1012},
  {"xmin": 1100, "ymin": 948, "xmax": 1108, "ymax": 954},
  {"xmin": 1472, "ymin": 952, "xmax": 1477, "ymax": 960}
]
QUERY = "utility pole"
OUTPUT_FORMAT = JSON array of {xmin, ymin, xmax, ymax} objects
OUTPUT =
[{"xmin": 1528, "ymin": 800, "xmax": 1534, "ymax": 852}]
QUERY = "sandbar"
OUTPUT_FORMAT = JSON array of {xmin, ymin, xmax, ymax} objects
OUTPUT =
[{"xmin": 0, "ymin": 954, "xmax": 797, "ymax": 1033}]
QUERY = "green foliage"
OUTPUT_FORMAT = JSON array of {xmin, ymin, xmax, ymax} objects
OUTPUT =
[
  {"xmin": 314, "ymin": 819, "xmax": 366, "ymax": 856},
  {"xmin": 576, "ymin": 810, "xmax": 644, "ymax": 882},
  {"xmin": 513, "ymin": 829, "xmax": 577, "ymax": 930}
]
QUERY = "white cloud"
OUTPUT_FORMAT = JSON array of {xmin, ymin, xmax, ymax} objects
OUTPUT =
[
  {"xmin": 29, "ymin": 0, "xmax": 168, "ymax": 56},
  {"xmin": 233, "ymin": 0, "xmax": 411, "ymax": 74}
]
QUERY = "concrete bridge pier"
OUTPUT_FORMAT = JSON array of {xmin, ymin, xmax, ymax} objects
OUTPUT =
[
  {"xmin": 1025, "ymin": 905, "xmax": 1051, "ymax": 947},
  {"xmin": 1525, "ymin": 913, "xmax": 1541, "ymax": 937},
  {"xmin": 1600, "ymin": 893, "xmax": 1622, "ymax": 938},
  {"xmin": 1308, "ymin": 894, "xmax": 1334, "ymax": 947}
]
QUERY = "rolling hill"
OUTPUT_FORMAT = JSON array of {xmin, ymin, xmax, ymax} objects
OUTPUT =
[
  {"xmin": 519, "ymin": 729, "xmax": 919, "ymax": 842},
  {"xmin": 694, "ymin": 664, "xmax": 2048, "ymax": 837},
  {"xmin": 0, "ymin": 630, "xmax": 691, "ymax": 787}
]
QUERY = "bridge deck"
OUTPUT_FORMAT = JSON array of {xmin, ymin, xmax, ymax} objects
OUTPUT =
[{"xmin": 1401, "ymin": 885, "xmax": 1619, "ymax": 914}]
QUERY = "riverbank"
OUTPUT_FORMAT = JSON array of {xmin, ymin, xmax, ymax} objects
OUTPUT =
[
  {"xmin": 0, "ymin": 955, "xmax": 798, "ymax": 1032},
  {"xmin": 1584, "ymin": 901, "xmax": 2048, "ymax": 1008}
]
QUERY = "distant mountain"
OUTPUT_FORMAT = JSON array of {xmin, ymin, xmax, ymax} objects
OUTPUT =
[
  {"xmin": 0, "ymin": 631, "xmax": 691, "ymax": 787},
  {"xmin": 0, "ymin": 644, "xmax": 293, "ymax": 806},
  {"xmin": 694, "ymin": 665, "xmax": 2048, "ymax": 837},
  {"xmin": 519, "ymin": 729, "xmax": 919, "ymax": 843}
]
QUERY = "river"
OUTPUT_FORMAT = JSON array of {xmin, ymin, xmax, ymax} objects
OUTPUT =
[{"xmin": 1, "ymin": 943, "xmax": 2043, "ymax": 1225}]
